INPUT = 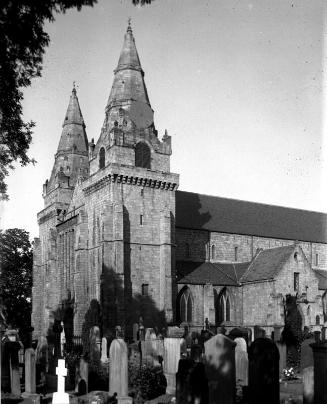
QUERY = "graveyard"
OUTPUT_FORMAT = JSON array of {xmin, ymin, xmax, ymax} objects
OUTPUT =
[{"xmin": 1, "ymin": 323, "xmax": 327, "ymax": 404}]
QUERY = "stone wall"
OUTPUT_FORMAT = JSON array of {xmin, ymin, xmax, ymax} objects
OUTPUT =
[{"xmin": 176, "ymin": 228, "xmax": 327, "ymax": 270}]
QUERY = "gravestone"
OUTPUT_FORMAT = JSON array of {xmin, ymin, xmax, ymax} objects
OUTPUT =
[
  {"xmin": 3, "ymin": 335, "xmax": 22, "ymax": 396},
  {"xmin": 234, "ymin": 337, "xmax": 248, "ymax": 386},
  {"xmin": 310, "ymin": 341, "xmax": 327, "ymax": 404},
  {"xmin": 300, "ymin": 338, "xmax": 315, "ymax": 371},
  {"xmin": 60, "ymin": 322, "xmax": 66, "ymax": 357},
  {"xmin": 273, "ymin": 325, "xmax": 283, "ymax": 342},
  {"xmin": 132, "ymin": 323, "xmax": 139, "ymax": 342},
  {"xmin": 89, "ymin": 326, "xmax": 101, "ymax": 363},
  {"xmin": 176, "ymin": 358, "xmax": 208, "ymax": 404},
  {"xmin": 164, "ymin": 337, "xmax": 183, "ymax": 394},
  {"xmin": 109, "ymin": 338, "xmax": 132, "ymax": 403},
  {"xmin": 101, "ymin": 337, "xmax": 108, "ymax": 363},
  {"xmin": 52, "ymin": 359, "xmax": 69, "ymax": 404},
  {"xmin": 276, "ymin": 341, "xmax": 287, "ymax": 378},
  {"xmin": 190, "ymin": 344, "xmax": 203, "ymax": 362},
  {"xmin": 248, "ymin": 338, "xmax": 279, "ymax": 404},
  {"xmin": 253, "ymin": 325, "xmax": 266, "ymax": 339},
  {"xmin": 22, "ymin": 348, "xmax": 40, "ymax": 403},
  {"xmin": 228, "ymin": 327, "xmax": 251, "ymax": 346},
  {"xmin": 75, "ymin": 358, "xmax": 88, "ymax": 394},
  {"xmin": 302, "ymin": 366, "xmax": 314, "ymax": 404},
  {"xmin": 204, "ymin": 334, "xmax": 236, "ymax": 404},
  {"xmin": 24, "ymin": 348, "xmax": 36, "ymax": 393}
]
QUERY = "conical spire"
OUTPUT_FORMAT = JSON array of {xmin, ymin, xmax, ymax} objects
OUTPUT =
[
  {"xmin": 57, "ymin": 85, "xmax": 88, "ymax": 153},
  {"xmin": 115, "ymin": 20, "xmax": 143, "ymax": 74},
  {"xmin": 106, "ymin": 22, "xmax": 151, "ymax": 111},
  {"xmin": 46, "ymin": 86, "xmax": 89, "ymax": 195}
]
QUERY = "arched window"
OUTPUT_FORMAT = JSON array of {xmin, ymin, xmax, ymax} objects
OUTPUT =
[
  {"xmin": 316, "ymin": 315, "xmax": 320, "ymax": 325},
  {"xmin": 177, "ymin": 287, "xmax": 193, "ymax": 323},
  {"xmin": 135, "ymin": 142, "xmax": 151, "ymax": 169},
  {"xmin": 211, "ymin": 245, "xmax": 215, "ymax": 260},
  {"xmin": 216, "ymin": 288, "xmax": 231, "ymax": 325},
  {"xmin": 99, "ymin": 147, "xmax": 105, "ymax": 169}
]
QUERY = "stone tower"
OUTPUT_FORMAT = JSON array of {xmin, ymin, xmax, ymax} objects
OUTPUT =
[
  {"xmin": 32, "ymin": 86, "xmax": 89, "ymax": 337},
  {"xmin": 32, "ymin": 23, "xmax": 179, "ymax": 339}
]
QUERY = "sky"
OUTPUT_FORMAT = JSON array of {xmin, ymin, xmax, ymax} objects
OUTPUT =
[{"xmin": 0, "ymin": 0, "xmax": 326, "ymax": 240}]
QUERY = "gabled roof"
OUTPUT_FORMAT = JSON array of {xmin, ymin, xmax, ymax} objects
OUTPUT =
[
  {"xmin": 240, "ymin": 245, "xmax": 295, "ymax": 283},
  {"xmin": 177, "ymin": 261, "xmax": 250, "ymax": 286},
  {"xmin": 175, "ymin": 190, "xmax": 327, "ymax": 244},
  {"xmin": 314, "ymin": 269, "xmax": 327, "ymax": 290}
]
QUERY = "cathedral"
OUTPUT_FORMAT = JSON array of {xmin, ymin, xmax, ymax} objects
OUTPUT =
[{"xmin": 32, "ymin": 23, "xmax": 327, "ymax": 341}]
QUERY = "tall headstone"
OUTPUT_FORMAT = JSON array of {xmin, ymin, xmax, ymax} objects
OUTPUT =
[
  {"xmin": 204, "ymin": 334, "xmax": 236, "ymax": 404},
  {"xmin": 8, "ymin": 339, "xmax": 22, "ymax": 395},
  {"xmin": 276, "ymin": 341, "xmax": 287, "ymax": 378},
  {"xmin": 248, "ymin": 338, "xmax": 279, "ymax": 404},
  {"xmin": 132, "ymin": 323, "xmax": 139, "ymax": 342},
  {"xmin": 101, "ymin": 337, "xmax": 108, "ymax": 363},
  {"xmin": 25, "ymin": 348, "xmax": 36, "ymax": 393},
  {"xmin": 52, "ymin": 359, "xmax": 69, "ymax": 404},
  {"xmin": 234, "ymin": 337, "xmax": 248, "ymax": 386},
  {"xmin": 109, "ymin": 338, "xmax": 132, "ymax": 403},
  {"xmin": 22, "ymin": 348, "xmax": 40, "ymax": 403},
  {"xmin": 310, "ymin": 341, "xmax": 327, "ymax": 404},
  {"xmin": 164, "ymin": 337, "xmax": 183, "ymax": 394},
  {"xmin": 302, "ymin": 366, "xmax": 314, "ymax": 404}
]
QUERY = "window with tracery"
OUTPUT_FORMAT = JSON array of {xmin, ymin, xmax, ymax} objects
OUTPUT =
[
  {"xmin": 177, "ymin": 287, "xmax": 193, "ymax": 323},
  {"xmin": 216, "ymin": 288, "xmax": 231, "ymax": 325}
]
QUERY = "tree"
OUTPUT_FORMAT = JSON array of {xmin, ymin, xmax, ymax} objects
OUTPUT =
[{"xmin": 0, "ymin": 228, "xmax": 33, "ymax": 345}]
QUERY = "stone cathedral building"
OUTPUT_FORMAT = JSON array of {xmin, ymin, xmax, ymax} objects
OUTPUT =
[{"xmin": 32, "ymin": 24, "xmax": 327, "ymax": 341}]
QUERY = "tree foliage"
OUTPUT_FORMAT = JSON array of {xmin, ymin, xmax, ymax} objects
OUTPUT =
[
  {"xmin": 0, "ymin": 1, "xmax": 98, "ymax": 200},
  {"xmin": 0, "ymin": 228, "xmax": 33, "ymax": 341}
]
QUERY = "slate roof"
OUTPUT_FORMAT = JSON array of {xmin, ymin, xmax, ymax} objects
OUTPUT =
[
  {"xmin": 314, "ymin": 270, "xmax": 327, "ymax": 290},
  {"xmin": 175, "ymin": 190, "xmax": 327, "ymax": 244},
  {"xmin": 240, "ymin": 245, "xmax": 295, "ymax": 283},
  {"xmin": 177, "ymin": 261, "xmax": 250, "ymax": 286}
]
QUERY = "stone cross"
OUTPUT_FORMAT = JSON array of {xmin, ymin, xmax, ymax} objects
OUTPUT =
[{"xmin": 52, "ymin": 359, "xmax": 69, "ymax": 404}]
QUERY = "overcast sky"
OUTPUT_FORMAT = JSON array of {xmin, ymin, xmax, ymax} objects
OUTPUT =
[{"xmin": 1, "ymin": 0, "xmax": 326, "ymax": 239}]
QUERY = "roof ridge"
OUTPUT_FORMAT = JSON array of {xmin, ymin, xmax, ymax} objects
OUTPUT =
[
  {"xmin": 239, "ymin": 250, "xmax": 261, "ymax": 283},
  {"xmin": 212, "ymin": 262, "xmax": 238, "ymax": 283}
]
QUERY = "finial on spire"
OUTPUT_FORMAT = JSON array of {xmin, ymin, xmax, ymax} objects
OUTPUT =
[
  {"xmin": 72, "ymin": 81, "xmax": 77, "ymax": 95},
  {"xmin": 127, "ymin": 17, "xmax": 132, "ymax": 33}
]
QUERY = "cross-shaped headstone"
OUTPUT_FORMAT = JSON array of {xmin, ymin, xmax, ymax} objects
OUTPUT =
[
  {"xmin": 56, "ymin": 359, "xmax": 67, "ymax": 393},
  {"xmin": 52, "ymin": 359, "xmax": 69, "ymax": 404}
]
